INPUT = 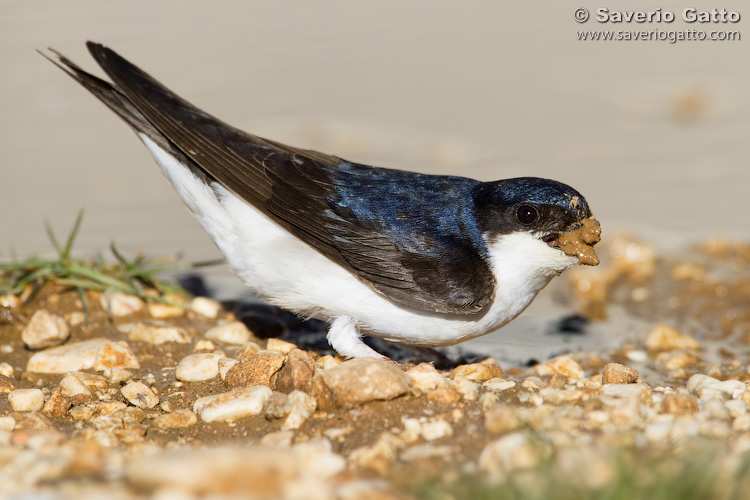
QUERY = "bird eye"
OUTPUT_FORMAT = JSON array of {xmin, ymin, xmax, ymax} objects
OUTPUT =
[{"xmin": 516, "ymin": 205, "xmax": 539, "ymax": 225}]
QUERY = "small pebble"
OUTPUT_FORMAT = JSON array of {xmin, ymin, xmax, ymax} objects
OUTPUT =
[
  {"xmin": 193, "ymin": 386, "xmax": 272, "ymax": 423},
  {"xmin": 175, "ymin": 353, "xmax": 225, "ymax": 382},
  {"xmin": 687, "ymin": 374, "xmax": 719, "ymax": 395},
  {"xmin": 533, "ymin": 355, "xmax": 584, "ymax": 381},
  {"xmin": 26, "ymin": 338, "xmax": 112, "ymax": 374},
  {"xmin": 193, "ymin": 339, "xmax": 216, "ymax": 351},
  {"xmin": 121, "ymin": 381, "xmax": 160, "ymax": 409},
  {"xmin": 0, "ymin": 294, "xmax": 19, "ymax": 308},
  {"xmin": 100, "ymin": 292, "xmax": 145, "ymax": 317},
  {"xmin": 484, "ymin": 405, "xmax": 525, "ymax": 434},
  {"xmin": 420, "ymin": 420, "xmax": 453, "ymax": 441},
  {"xmin": 59, "ymin": 373, "xmax": 92, "ymax": 397},
  {"xmin": 147, "ymin": 301, "xmax": 185, "ymax": 319},
  {"xmin": 153, "ymin": 409, "xmax": 198, "ymax": 429},
  {"xmin": 318, "ymin": 358, "xmax": 411, "ymax": 408},
  {"xmin": 204, "ymin": 321, "xmax": 253, "ymax": 345},
  {"xmin": 69, "ymin": 403, "xmax": 99, "ymax": 421},
  {"xmin": 451, "ymin": 376, "xmax": 479, "ymax": 401},
  {"xmin": 451, "ymin": 361, "xmax": 505, "ymax": 382},
  {"xmin": 275, "ymin": 349, "xmax": 315, "ymax": 393},
  {"xmin": 266, "ymin": 338, "xmax": 297, "ymax": 355},
  {"xmin": 483, "ymin": 378, "xmax": 516, "ymax": 392},
  {"xmin": 646, "ymin": 325, "xmax": 700, "ymax": 351},
  {"xmin": 189, "ymin": 297, "xmax": 222, "ymax": 318},
  {"xmin": 65, "ymin": 311, "xmax": 86, "ymax": 327},
  {"xmin": 479, "ymin": 432, "xmax": 550, "ymax": 480},
  {"xmin": 0, "ymin": 375, "xmax": 16, "ymax": 393},
  {"xmin": 406, "ymin": 363, "xmax": 448, "ymax": 392},
  {"xmin": 127, "ymin": 322, "xmax": 192, "ymax": 345},
  {"xmin": 225, "ymin": 350, "xmax": 285, "ymax": 388},
  {"xmin": 0, "ymin": 362, "xmax": 14, "ymax": 378},
  {"xmin": 261, "ymin": 430, "xmax": 295, "ymax": 448},
  {"xmin": 281, "ymin": 390, "xmax": 318, "ymax": 431},
  {"xmin": 625, "ymin": 350, "xmax": 649, "ymax": 363},
  {"xmin": 43, "ymin": 392, "xmax": 71, "ymax": 417},
  {"xmin": 8, "ymin": 389, "xmax": 45, "ymax": 412},
  {"xmin": 661, "ymin": 393, "xmax": 699, "ymax": 415},
  {"xmin": 0, "ymin": 416, "xmax": 15, "ymax": 432},
  {"xmin": 602, "ymin": 363, "xmax": 639, "ymax": 385},
  {"xmin": 125, "ymin": 447, "xmax": 299, "ymax": 495},
  {"xmin": 21, "ymin": 310, "xmax": 70, "ymax": 349}
]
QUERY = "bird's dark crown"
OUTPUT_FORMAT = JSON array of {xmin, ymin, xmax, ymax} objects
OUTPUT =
[{"xmin": 472, "ymin": 177, "xmax": 592, "ymax": 237}]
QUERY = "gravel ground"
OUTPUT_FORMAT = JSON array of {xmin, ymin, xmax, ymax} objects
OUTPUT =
[{"xmin": 1, "ymin": 235, "xmax": 750, "ymax": 499}]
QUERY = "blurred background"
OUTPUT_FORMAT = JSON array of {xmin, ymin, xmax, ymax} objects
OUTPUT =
[{"xmin": 1, "ymin": 1, "xmax": 748, "ymax": 360}]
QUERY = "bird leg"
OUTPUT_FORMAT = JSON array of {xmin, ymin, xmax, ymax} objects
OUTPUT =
[{"xmin": 327, "ymin": 316, "xmax": 387, "ymax": 360}]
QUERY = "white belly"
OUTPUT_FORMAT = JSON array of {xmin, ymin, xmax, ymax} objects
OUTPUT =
[{"xmin": 140, "ymin": 135, "xmax": 577, "ymax": 347}]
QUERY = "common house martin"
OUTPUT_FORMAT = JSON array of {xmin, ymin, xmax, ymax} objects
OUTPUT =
[{"xmin": 42, "ymin": 42, "xmax": 601, "ymax": 359}]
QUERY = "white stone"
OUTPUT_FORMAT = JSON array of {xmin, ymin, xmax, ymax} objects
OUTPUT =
[
  {"xmin": 281, "ymin": 390, "xmax": 318, "ymax": 431},
  {"xmin": 59, "ymin": 373, "xmax": 92, "ymax": 397},
  {"xmin": 175, "ymin": 353, "xmax": 225, "ymax": 382},
  {"xmin": 194, "ymin": 386, "xmax": 272, "ymax": 423},
  {"xmin": 451, "ymin": 376, "xmax": 479, "ymax": 401},
  {"xmin": 21, "ymin": 310, "xmax": 70, "ymax": 349},
  {"xmin": 710, "ymin": 380, "xmax": 746, "ymax": 399},
  {"xmin": 26, "ymin": 338, "xmax": 112, "ymax": 373},
  {"xmin": 726, "ymin": 399, "xmax": 747, "ymax": 417},
  {"xmin": 100, "ymin": 292, "xmax": 145, "ymax": 317},
  {"xmin": 8, "ymin": 388, "xmax": 45, "ymax": 411},
  {"xmin": 601, "ymin": 383, "xmax": 649, "ymax": 398},
  {"xmin": 644, "ymin": 419, "xmax": 673, "ymax": 443},
  {"xmin": 401, "ymin": 418, "xmax": 423, "ymax": 443},
  {"xmin": 479, "ymin": 432, "xmax": 550, "ymax": 481},
  {"xmin": 290, "ymin": 439, "xmax": 346, "ymax": 479},
  {"xmin": 193, "ymin": 339, "xmax": 215, "ymax": 351},
  {"xmin": 126, "ymin": 447, "xmax": 301, "ymax": 495},
  {"xmin": 189, "ymin": 297, "xmax": 222, "ymax": 318},
  {"xmin": 686, "ymin": 374, "xmax": 720, "ymax": 395},
  {"xmin": 0, "ymin": 415, "xmax": 15, "ymax": 431},
  {"xmin": 0, "ymin": 362, "xmax": 14, "ymax": 378},
  {"xmin": 126, "ymin": 322, "xmax": 191, "ymax": 345},
  {"xmin": 624, "ymin": 350, "xmax": 649, "ymax": 363},
  {"xmin": 483, "ymin": 378, "xmax": 516, "ymax": 392},
  {"xmin": 121, "ymin": 381, "xmax": 160, "ymax": 408},
  {"xmin": 401, "ymin": 444, "xmax": 453, "ymax": 462},
  {"xmin": 261, "ymin": 430, "xmax": 295, "ymax": 449},
  {"xmin": 420, "ymin": 420, "xmax": 453, "ymax": 441},
  {"xmin": 733, "ymin": 414, "xmax": 750, "ymax": 432},
  {"xmin": 147, "ymin": 302, "xmax": 184, "ymax": 319},
  {"xmin": 406, "ymin": 363, "xmax": 447, "ymax": 392},
  {"xmin": 204, "ymin": 321, "xmax": 252, "ymax": 345},
  {"xmin": 66, "ymin": 311, "xmax": 86, "ymax": 327},
  {"xmin": 704, "ymin": 398, "xmax": 732, "ymax": 421}
]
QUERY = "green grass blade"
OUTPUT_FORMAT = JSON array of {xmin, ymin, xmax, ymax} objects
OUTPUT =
[
  {"xmin": 62, "ymin": 209, "xmax": 85, "ymax": 260},
  {"xmin": 56, "ymin": 277, "xmax": 109, "ymax": 291},
  {"xmin": 110, "ymin": 241, "xmax": 130, "ymax": 266},
  {"xmin": 44, "ymin": 220, "xmax": 63, "ymax": 258},
  {"xmin": 67, "ymin": 262, "xmax": 133, "ymax": 290}
]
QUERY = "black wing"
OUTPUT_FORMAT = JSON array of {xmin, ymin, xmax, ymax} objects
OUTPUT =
[{"xmin": 46, "ymin": 42, "xmax": 496, "ymax": 315}]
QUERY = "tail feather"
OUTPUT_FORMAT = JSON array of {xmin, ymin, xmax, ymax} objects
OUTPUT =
[{"xmin": 39, "ymin": 47, "xmax": 208, "ymax": 181}]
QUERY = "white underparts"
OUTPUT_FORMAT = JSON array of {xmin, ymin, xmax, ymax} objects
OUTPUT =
[{"xmin": 138, "ymin": 133, "xmax": 578, "ymax": 357}]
